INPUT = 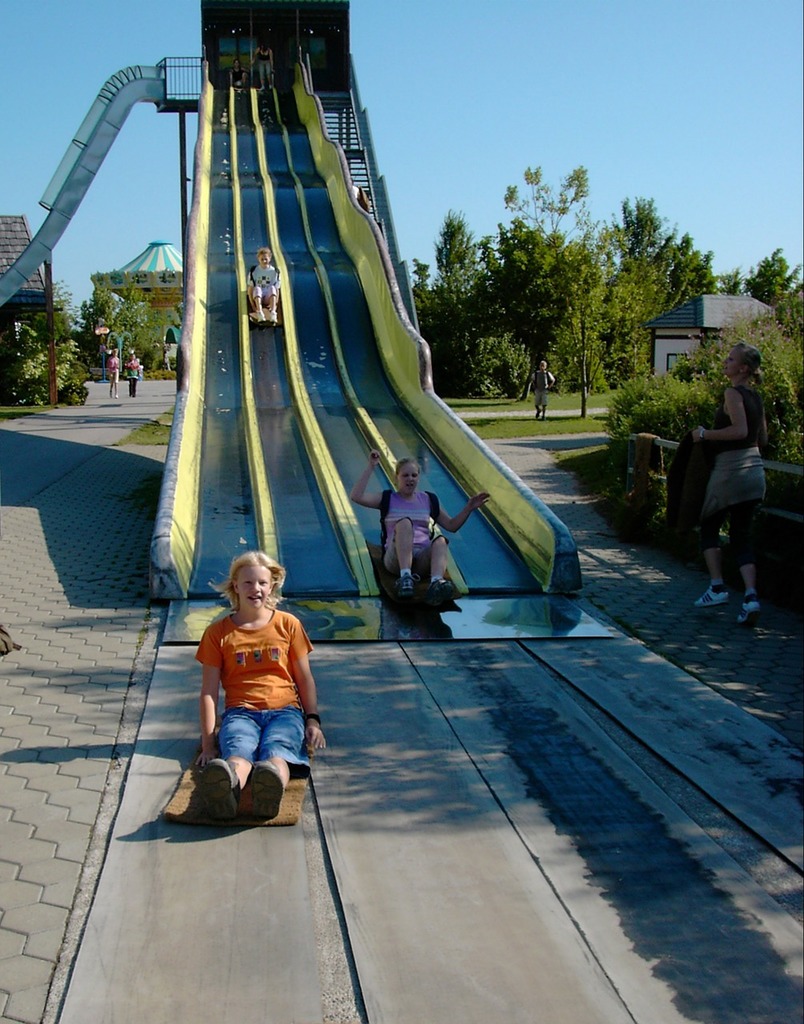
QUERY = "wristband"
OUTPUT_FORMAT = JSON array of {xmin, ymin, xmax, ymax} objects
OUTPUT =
[{"xmin": 305, "ymin": 713, "xmax": 321, "ymax": 726}]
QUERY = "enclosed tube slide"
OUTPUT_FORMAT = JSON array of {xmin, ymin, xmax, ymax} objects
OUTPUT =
[{"xmin": 0, "ymin": 67, "xmax": 167, "ymax": 308}]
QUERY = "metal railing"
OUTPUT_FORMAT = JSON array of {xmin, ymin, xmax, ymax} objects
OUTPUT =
[
  {"xmin": 158, "ymin": 57, "xmax": 203, "ymax": 108},
  {"xmin": 626, "ymin": 433, "xmax": 804, "ymax": 523}
]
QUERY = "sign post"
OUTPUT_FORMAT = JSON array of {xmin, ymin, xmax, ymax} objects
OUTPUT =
[{"xmin": 94, "ymin": 324, "xmax": 110, "ymax": 382}]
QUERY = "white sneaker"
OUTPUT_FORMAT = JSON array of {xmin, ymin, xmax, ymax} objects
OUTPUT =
[
  {"xmin": 736, "ymin": 598, "xmax": 761, "ymax": 627},
  {"xmin": 694, "ymin": 585, "xmax": 729, "ymax": 608},
  {"xmin": 258, "ymin": 310, "xmax": 266, "ymax": 322}
]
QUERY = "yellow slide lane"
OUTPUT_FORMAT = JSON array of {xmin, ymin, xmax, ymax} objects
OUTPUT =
[{"xmin": 293, "ymin": 69, "xmax": 578, "ymax": 593}]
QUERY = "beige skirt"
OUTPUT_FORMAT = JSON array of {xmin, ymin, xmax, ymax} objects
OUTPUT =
[{"xmin": 700, "ymin": 447, "xmax": 765, "ymax": 521}]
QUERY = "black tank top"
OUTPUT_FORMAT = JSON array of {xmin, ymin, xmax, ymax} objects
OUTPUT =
[{"xmin": 712, "ymin": 385, "xmax": 763, "ymax": 451}]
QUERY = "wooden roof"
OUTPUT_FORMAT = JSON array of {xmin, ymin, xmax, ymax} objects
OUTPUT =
[{"xmin": 0, "ymin": 215, "xmax": 46, "ymax": 314}]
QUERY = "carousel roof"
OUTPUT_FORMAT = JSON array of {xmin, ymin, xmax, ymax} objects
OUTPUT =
[
  {"xmin": 93, "ymin": 239, "xmax": 183, "ymax": 308},
  {"xmin": 117, "ymin": 240, "xmax": 183, "ymax": 275}
]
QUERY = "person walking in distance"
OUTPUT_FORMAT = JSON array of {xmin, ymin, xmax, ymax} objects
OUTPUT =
[
  {"xmin": 125, "ymin": 352, "xmax": 141, "ymax": 398},
  {"xmin": 531, "ymin": 360, "xmax": 556, "ymax": 420},
  {"xmin": 107, "ymin": 349, "xmax": 120, "ymax": 399}
]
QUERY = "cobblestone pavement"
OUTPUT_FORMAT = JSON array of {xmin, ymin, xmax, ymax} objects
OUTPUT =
[
  {"xmin": 0, "ymin": 385, "xmax": 172, "ymax": 1024},
  {"xmin": 488, "ymin": 435, "xmax": 804, "ymax": 750},
  {"xmin": 0, "ymin": 392, "xmax": 800, "ymax": 1023}
]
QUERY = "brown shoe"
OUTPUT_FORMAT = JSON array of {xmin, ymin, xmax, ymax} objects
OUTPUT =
[
  {"xmin": 200, "ymin": 759, "xmax": 240, "ymax": 819},
  {"xmin": 251, "ymin": 761, "xmax": 285, "ymax": 819}
]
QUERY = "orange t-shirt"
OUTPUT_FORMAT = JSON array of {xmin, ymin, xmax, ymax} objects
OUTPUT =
[{"xmin": 195, "ymin": 610, "xmax": 313, "ymax": 711}]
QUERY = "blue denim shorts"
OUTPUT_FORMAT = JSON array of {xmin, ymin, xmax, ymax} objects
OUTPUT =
[{"xmin": 218, "ymin": 706, "xmax": 309, "ymax": 770}]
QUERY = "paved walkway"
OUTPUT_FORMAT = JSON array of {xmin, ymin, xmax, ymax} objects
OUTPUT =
[
  {"xmin": 488, "ymin": 435, "xmax": 803, "ymax": 749},
  {"xmin": 0, "ymin": 382, "xmax": 174, "ymax": 1024},
  {"xmin": 0, "ymin": 387, "xmax": 800, "ymax": 1022}
]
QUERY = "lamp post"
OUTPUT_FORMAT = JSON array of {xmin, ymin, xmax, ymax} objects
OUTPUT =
[{"xmin": 94, "ymin": 323, "xmax": 110, "ymax": 382}]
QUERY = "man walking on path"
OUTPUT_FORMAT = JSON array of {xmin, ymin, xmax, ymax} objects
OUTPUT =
[{"xmin": 531, "ymin": 360, "xmax": 556, "ymax": 420}]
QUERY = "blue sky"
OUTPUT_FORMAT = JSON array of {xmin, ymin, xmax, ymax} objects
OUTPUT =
[{"xmin": 1, "ymin": 0, "xmax": 801, "ymax": 308}]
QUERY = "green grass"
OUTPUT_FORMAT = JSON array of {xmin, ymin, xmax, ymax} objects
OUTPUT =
[
  {"xmin": 468, "ymin": 414, "xmax": 609, "ymax": 440},
  {"xmin": 444, "ymin": 390, "xmax": 614, "ymax": 414},
  {"xmin": 0, "ymin": 406, "xmax": 50, "ymax": 421},
  {"xmin": 553, "ymin": 444, "xmax": 614, "ymax": 493},
  {"xmin": 116, "ymin": 412, "xmax": 174, "ymax": 446},
  {"xmin": 444, "ymin": 390, "xmax": 612, "ymax": 440}
]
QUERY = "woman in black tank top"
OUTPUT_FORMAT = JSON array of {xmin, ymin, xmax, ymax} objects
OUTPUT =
[{"xmin": 691, "ymin": 343, "xmax": 767, "ymax": 626}]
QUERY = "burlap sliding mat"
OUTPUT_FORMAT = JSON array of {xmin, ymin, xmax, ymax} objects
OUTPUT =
[
  {"xmin": 164, "ymin": 756, "xmax": 309, "ymax": 827},
  {"xmin": 367, "ymin": 543, "xmax": 455, "ymax": 605}
]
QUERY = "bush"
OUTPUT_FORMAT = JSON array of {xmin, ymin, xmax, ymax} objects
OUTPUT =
[
  {"xmin": 0, "ymin": 326, "xmax": 88, "ymax": 406},
  {"xmin": 433, "ymin": 332, "xmax": 530, "ymax": 398},
  {"xmin": 607, "ymin": 315, "xmax": 802, "ymax": 465},
  {"xmin": 606, "ymin": 374, "xmax": 716, "ymax": 445},
  {"xmin": 599, "ymin": 313, "xmax": 802, "ymax": 604},
  {"xmin": 682, "ymin": 316, "xmax": 803, "ymax": 465}
]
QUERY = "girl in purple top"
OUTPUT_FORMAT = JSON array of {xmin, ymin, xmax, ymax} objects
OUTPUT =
[{"xmin": 351, "ymin": 450, "xmax": 489, "ymax": 604}]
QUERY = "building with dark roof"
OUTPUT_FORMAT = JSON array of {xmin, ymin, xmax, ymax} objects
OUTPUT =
[
  {"xmin": 646, "ymin": 294, "xmax": 771, "ymax": 375},
  {"xmin": 0, "ymin": 216, "xmax": 46, "ymax": 332}
]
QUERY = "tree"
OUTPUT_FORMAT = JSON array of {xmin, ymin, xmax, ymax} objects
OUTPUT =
[
  {"xmin": 484, "ymin": 166, "xmax": 591, "ymax": 397},
  {"xmin": 716, "ymin": 268, "xmax": 744, "ymax": 295},
  {"xmin": 604, "ymin": 258, "xmax": 666, "ymax": 384},
  {"xmin": 76, "ymin": 282, "xmax": 166, "ymax": 370},
  {"xmin": 605, "ymin": 197, "xmax": 715, "ymax": 383},
  {"xmin": 664, "ymin": 232, "xmax": 716, "ymax": 309},
  {"xmin": 553, "ymin": 220, "xmax": 609, "ymax": 413},
  {"xmin": 614, "ymin": 197, "xmax": 673, "ymax": 265},
  {"xmin": 0, "ymin": 283, "xmax": 86, "ymax": 406},
  {"xmin": 76, "ymin": 286, "xmax": 119, "ymax": 366},
  {"xmin": 481, "ymin": 218, "xmax": 562, "ymax": 364},
  {"xmin": 743, "ymin": 249, "xmax": 802, "ymax": 305},
  {"xmin": 503, "ymin": 165, "xmax": 590, "ymax": 235},
  {"xmin": 413, "ymin": 212, "xmax": 486, "ymax": 394}
]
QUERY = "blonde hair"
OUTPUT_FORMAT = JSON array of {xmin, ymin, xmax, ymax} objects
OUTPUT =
[
  {"xmin": 213, "ymin": 550, "xmax": 286, "ymax": 610},
  {"xmin": 257, "ymin": 247, "xmax": 272, "ymax": 259},
  {"xmin": 732, "ymin": 342, "xmax": 763, "ymax": 385},
  {"xmin": 394, "ymin": 456, "xmax": 420, "ymax": 477}
]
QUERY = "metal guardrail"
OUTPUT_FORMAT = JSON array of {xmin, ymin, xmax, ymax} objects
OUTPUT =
[
  {"xmin": 626, "ymin": 434, "xmax": 804, "ymax": 524},
  {"xmin": 158, "ymin": 57, "xmax": 203, "ymax": 107}
]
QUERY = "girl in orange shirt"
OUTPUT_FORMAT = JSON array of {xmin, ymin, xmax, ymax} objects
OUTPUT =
[{"xmin": 195, "ymin": 551, "xmax": 325, "ymax": 820}]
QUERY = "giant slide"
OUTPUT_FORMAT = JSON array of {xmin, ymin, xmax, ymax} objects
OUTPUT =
[
  {"xmin": 8, "ymin": 63, "xmax": 801, "ymax": 1024},
  {"xmin": 152, "ymin": 65, "xmax": 585, "ymax": 640}
]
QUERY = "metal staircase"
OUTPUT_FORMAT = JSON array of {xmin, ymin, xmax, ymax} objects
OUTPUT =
[
  {"xmin": 313, "ymin": 67, "xmax": 418, "ymax": 328},
  {"xmin": 318, "ymin": 93, "xmax": 371, "ymax": 196}
]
